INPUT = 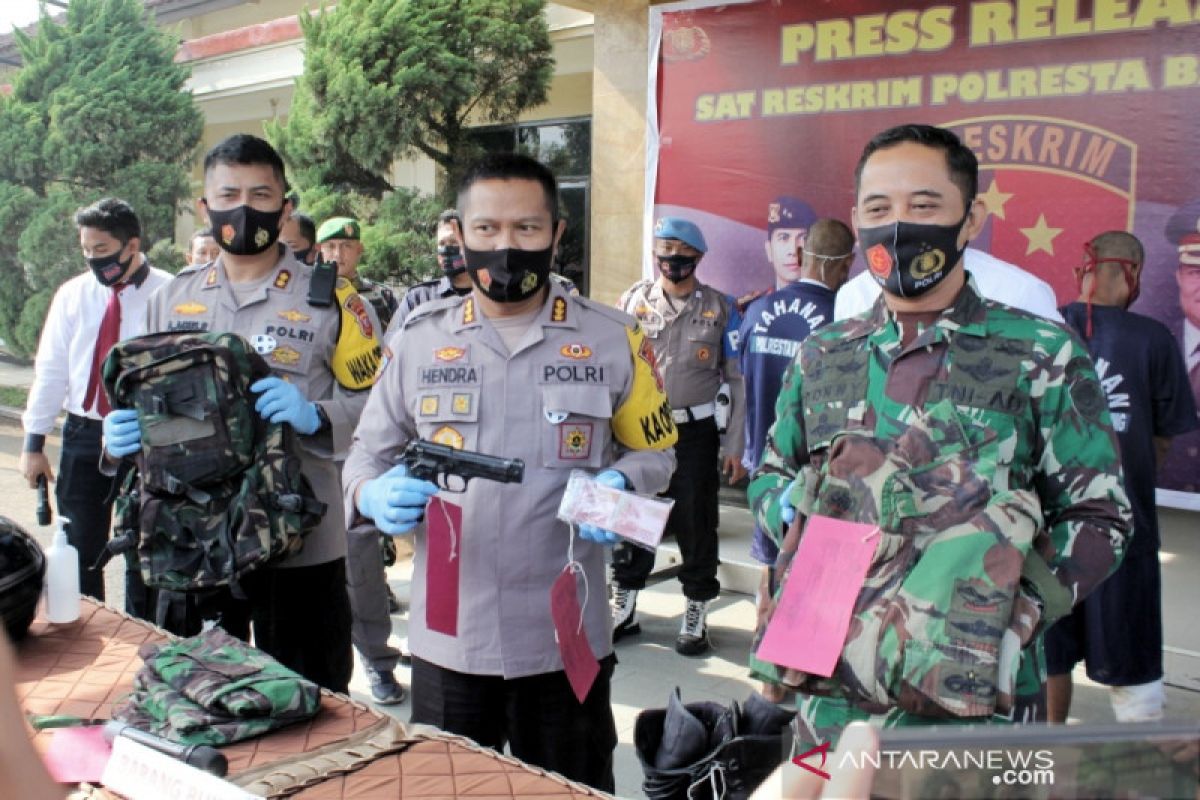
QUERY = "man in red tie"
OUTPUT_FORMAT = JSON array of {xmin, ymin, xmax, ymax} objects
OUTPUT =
[{"xmin": 19, "ymin": 198, "xmax": 172, "ymax": 618}]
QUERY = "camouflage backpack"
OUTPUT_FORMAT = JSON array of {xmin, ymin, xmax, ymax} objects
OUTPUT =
[{"xmin": 100, "ymin": 332, "xmax": 326, "ymax": 592}]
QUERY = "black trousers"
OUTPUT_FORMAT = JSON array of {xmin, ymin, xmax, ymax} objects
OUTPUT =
[
  {"xmin": 157, "ymin": 559, "xmax": 352, "ymax": 694},
  {"xmin": 55, "ymin": 414, "xmax": 154, "ymax": 619},
  {"xmin": 410, "ymin": 655, "xmax": 618, "ymax": 793},
  {"xmin": 612, "ymin": 417, "xmax": 721, "ymax": 601}
]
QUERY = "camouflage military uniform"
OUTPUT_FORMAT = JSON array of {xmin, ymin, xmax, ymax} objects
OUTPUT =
[{"xmin": 748, "ymin": 280, "xmax": 1131, "ymax": 745}]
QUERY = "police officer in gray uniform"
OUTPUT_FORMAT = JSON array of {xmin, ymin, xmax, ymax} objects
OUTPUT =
[
  {"xmin": 611, "ymin": 217, "xmax": 746, "ymax": 656},
  {"xmin": 342, "ymin": 153, "xmax": 676, "ymax": 791},
  {"xmin": 104, "ymin": 135, "xmax": 382, "ymax": 693}
]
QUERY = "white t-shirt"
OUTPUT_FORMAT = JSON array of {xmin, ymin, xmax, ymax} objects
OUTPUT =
[{"xmin": 834, "ymin": 248, "xmax": 1064, "ymax": 322}]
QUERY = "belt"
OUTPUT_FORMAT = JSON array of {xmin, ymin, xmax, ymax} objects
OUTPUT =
[
  {"xmin": 66, "ymin": 413, "xmax": 104, "ymax": 430},
  {"xmin": 671, "ymin": 401, "xmax": 716, "ymax": 425}
]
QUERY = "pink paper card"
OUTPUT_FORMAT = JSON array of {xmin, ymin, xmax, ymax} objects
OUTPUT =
[
  {"xmin": 425, "ymin": 497, "xmax": 462, "ymax": 636},
  {"xmin": 550, "ymin": 567, "xmax": 600, "ymax": 703},
  {"xmin": 43, "ymin": 725, "xmax": 112, "ymax": 784},
  {"xmin": 755, "ymin": 515, "xmax": 879, "ymax": 677}
]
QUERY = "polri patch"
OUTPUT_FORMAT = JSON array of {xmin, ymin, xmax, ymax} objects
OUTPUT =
[
  {"xmin": 559, "ymin": 423, "xmax": 592, "ymax": 460},
  {"xmin": 431, "ymin": 425, "xmax": 464, "ymax": 449}
]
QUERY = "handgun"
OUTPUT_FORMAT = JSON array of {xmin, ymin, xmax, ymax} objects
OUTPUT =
[{"xmin": 400, "ymin": 438, "xmax": 524, "ymax": 492}]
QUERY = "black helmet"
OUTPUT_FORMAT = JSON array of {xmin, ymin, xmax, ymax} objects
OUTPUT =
[{"xmin": 0, "ymin": 516, "xmax": 45, "ymax": 640}]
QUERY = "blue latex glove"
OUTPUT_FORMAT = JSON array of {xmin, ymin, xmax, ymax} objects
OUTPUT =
[
  {"xmin": 250, "ymin": 376, "xmax": 320, "ymax": 435},
  {"xmin": 103, "ymin": 409, "xmax": 141, "ymax": 458},
  {"xmin": 578, "ymin": 469, "xmax": 628, "ymax": 545},
  {"xmin": 357, "ymin": 464, "xmax": 440, "ymax": 536},
  {"xmin": 780, "ymin": 475, "xmax": 803, "ymax": 526}
]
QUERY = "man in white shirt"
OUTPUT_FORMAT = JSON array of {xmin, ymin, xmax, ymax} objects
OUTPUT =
[
  {"xmin": 19, "ymin": 198, "xmax": 172, "ymax": 618},
  {"xmin": 834, "ymin": 247, "xmax": 1063, "ymax": 322}
]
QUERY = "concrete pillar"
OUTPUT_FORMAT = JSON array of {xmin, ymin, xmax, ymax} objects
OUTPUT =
[{"xmin": 588, "ymin": 0, "xmax": 650, "ymax": 304}]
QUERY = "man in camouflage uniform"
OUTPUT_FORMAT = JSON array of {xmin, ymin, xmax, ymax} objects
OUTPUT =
[
  {"xmin": 318, "ymin": 216, "xmax": 399, "ymax": 329},
  {"xmin": 748, "ymin": 124, "xmax": 1131, "ymax": 746}
]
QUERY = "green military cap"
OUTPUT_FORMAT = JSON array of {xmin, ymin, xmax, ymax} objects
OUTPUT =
[{"xmin": 316, "ymin": 216, "xmax": 361, "ymax": 243}]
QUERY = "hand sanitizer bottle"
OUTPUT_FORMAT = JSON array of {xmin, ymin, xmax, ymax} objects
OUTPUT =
[{"xmin": 43, "ymin": 517, "xmax": 80, "ymax": 624}]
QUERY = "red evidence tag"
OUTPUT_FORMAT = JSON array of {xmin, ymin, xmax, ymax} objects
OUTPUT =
[
  {"xmin": 425, "ymin": 497, "xmax": 461, "ymax": 636},
  {"xmin": 44, "ymin": 725, "xmax": 112, "ymax": 784},
  {"xmin": 755, "ymin": 515, "xmax": 879, "ymax": 677},
  {"xmin": 550, "ymin": 567, "xmax": 600, "ymax": 704}
]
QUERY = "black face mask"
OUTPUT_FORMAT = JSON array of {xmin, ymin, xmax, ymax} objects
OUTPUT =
[
  {"xmin": 437, "ymin": 244, "xmax": 466, "ymax": 277},
  {"xmin": 463, "ymin": 244, "xmax": 554, "ymax": 303},
  {"xmin": 293, "ymin": 246, "xmax": 313, "ymax": 264},
  {"xmin": 204, "ymin": 203, "xmax": 285, "ymax": 256},
  {"xmin": 87, "ymin": 245, "xmax": 132, "ymax": 287},
  {"xmin": 858, "ymin": 214, "xmax": 969, "ymax": 298},
  {"xmin": 657, "ymin": 254, "xmax": 699, "ymax": 283}
]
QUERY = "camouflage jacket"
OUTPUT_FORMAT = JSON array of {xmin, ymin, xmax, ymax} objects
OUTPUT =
[
  {"xmin": 113, "ymin": 627, "xmax": 320, "ymax": 745},
  {"xmin": 748, "ymin": 281, "xmax": 1131, "ymax": 718}
]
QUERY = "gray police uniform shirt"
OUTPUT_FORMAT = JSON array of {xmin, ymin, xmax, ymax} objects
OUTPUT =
[
  {"xmin": 145, "ymin": 249, "xmax": 382, "ymax": 568},
  {"xmin": 619, "ymin": 279, "xmax": 746, "ymax": 459},
  {"xmin": 342, "ymin": 281, "xmax": 677, "ymax": 678}
]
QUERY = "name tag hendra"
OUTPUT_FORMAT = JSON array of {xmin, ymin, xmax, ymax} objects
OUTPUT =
[{"xmin": 419, "ymin": 365, "xmax": 480, "ymax": 385}]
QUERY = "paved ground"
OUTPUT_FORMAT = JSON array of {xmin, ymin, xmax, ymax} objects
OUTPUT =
[{"xmin": 1, "ymin": 406, "xmax": 1197, "ymax": 798}]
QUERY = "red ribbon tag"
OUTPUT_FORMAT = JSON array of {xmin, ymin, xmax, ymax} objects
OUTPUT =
[
  {"xmin": 550, "ymin": 566, "xmax": 600, "ymax": 703},
  {"xmin": 425, "ymin": 497, "xmax": 461, "ymax": 636}
]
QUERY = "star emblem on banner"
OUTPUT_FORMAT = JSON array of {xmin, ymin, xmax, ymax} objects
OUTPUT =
[
  {"xmin": 1020, "ymin": 214, "xmax": 1063, "ymax": 256},
  {"xmin": 978, "ymin": 179, "xmax": 1013, "ymax": 220}
]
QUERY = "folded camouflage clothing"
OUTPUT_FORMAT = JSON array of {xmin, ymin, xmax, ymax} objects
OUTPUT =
[
  {"xmin": 113, "ymin": 627, "xmax": 321, "ymax": 745},
  {"xmin": 751, "ymin": 400, "xmax": 1044, "ymax": 719}
]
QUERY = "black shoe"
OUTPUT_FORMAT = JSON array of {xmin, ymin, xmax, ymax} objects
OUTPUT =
[
  {"xmin": 675, "ymin": 599, "xmax": 711, "ymax": 656},
  {"xmin": 366, "ymin": 668, "xmax": 407, "ymax": 706}
]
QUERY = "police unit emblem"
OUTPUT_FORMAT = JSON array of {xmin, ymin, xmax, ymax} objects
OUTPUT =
[
  {"xmin": 909, "ymin": 249, "xmax": 945, "ymax": 278},
  {"xmin": 520, "ymin": 272, "xmax": 539, "ymax": 294},
  {"xmin": 560, "ymin": 343, "xmax": 592, "ymax": 360},
  {"xmin": 274, "ymin": 270, "xmax": 292, "ymax": 290},
  {"xmin": 220, "ymin": 225, "xmax": 236, "ymax": 246},
  {"xmin": 251, "ymin": 334, "xmax": 277, "ymax": 355},
  {"xmin": 431, "ymin": 425, "xmax": 464, "ymax": 449},
  {"xmin": 477, "ymin": 269, "xmax": 493, "ymax": 288},
  {"xmin": 767, "ymin": 202, "xmax": 781, "ymax": 224},
  {"xmin": 866, "ymin": 244, "xmax": 893, "ymax": 278},
  {"xmin": 559, "ymin": 423, "xmax": 592, "ymax": 459},
  {"xmin": 272, "ymin": 346, "xmax": 301, "ymax": 366},
  {"xmin": 420, "ymin": 395, "xmax": 439, "ymax": 416},
  {"xmin": 696, "ymin": 345, "xmax": 711, "ymax": 362},
  {"xmin": 452, "ymin": 393, "xmax": 471, "ymax": 415},
  {"xmin": 551, "ymin": 297, "xmax": 568, "ymax": 322},
  {"xmin": 343, "ymin": 222, "xmax": 355, "ymax": 237},
  {"xmin": 174, "ymin": 302, "xmax": 207, "ymax": 315},
  {"xmin": 435, "ymin": 346, "xmax": 467, "ymax": 362},
  {"xmin": 278, "ymin": 309, "xmax": 310, "ymax": 323},
  {"xmin": 638, "ymin": 336, "xmax": 666, "ymax": 393},
  {"xmin": 205, "ymin": 267, "xmax": 218, "ymax": 286},
  {"xmin": 254, "ymin": 228, "xmax": 270, "ymax": 249},
  {"xmin": 343, "ymin": 293, "xmax": 374, "ymax": 338}
]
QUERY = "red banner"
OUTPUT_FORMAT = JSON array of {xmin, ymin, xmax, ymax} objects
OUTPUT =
[{"xmin": 652, "ymin": 0, "xmax": 1200, "ymax": 500}]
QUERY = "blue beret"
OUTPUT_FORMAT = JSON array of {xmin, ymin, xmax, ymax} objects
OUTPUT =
[
  {"xmin": 654, "ymin": 217, "xmax": 707, "ymax": 253},
  {"xmin": 766, "ymin": 196, "xmax": 817, "ymax": 235}
]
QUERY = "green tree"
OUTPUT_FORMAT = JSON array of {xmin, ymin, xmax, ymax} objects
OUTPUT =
[
  {"xmin": 269, "ymin": 0, "xmax": 554, "ymax": 284},
  {"xmin": 0, "ymin": 0, "xmax": 202, "ymax": 358}
]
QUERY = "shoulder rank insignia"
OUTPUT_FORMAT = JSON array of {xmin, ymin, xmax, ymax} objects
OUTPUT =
[
  {"xmin": 274, "ymin": 270, "xmax": 292, "ymax": 290},
  {"xmin": 551, "ymin": 297, "xmax": 568, "ymax": 322},
  {"xmin": 205, "ymin": 266, "xmax": 218, "ymax": 286},
  {"xmin": 278, "ymin": 309, "xmax": 310, "ymax": 323},
  {"xmin": 174, "ymin": 302, "xmax": 207, "ymax": 316},
  {"xmin": 462, "ymin": 297, "xmax": 476, "ymax": 325},
  {"xmin": 560, "ymin": 343, "xmax": 592, "ymax": 360}
]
